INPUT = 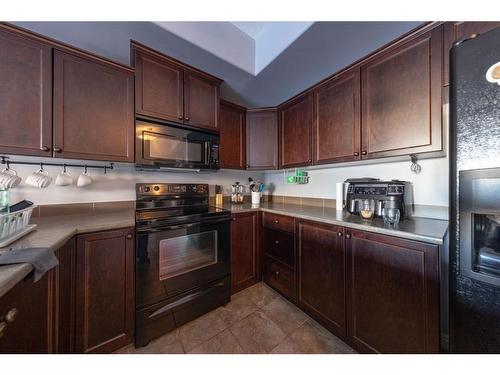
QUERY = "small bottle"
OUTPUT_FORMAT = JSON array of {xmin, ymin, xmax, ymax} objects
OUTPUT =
[{"xmin": 0, "ymin": 188, "xmax": 9, "ymax": 215}]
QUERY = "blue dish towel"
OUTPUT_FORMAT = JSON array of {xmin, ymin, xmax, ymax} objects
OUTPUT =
[{"xmin": 0, "ymin": 247, "xmax": 59, "ymax": 281}]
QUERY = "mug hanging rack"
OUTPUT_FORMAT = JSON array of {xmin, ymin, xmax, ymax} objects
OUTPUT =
[{"xmin": 1, "ymin": 156, "xmax": 114, "ymax": 174}]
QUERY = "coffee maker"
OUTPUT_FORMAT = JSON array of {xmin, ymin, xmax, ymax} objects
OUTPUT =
[{"xmin": 344, "ymin": 178, "xmax": 412, "ymax": 219}]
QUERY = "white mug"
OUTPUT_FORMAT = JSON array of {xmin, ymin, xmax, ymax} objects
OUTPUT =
[
  {"xmin": 55, "ymin": 171, "xmax": 73, "ymax": 186},
  {"xmin": 77, "ymin": 172, "xmax": 92, "ymax": 187},
  {"xmin": 25, "ymin": 169, "xmax": 52, "ymax": 188},
  {"xmin": 0, "ymin": 168, "xmax": 21, "ymax": 189}
]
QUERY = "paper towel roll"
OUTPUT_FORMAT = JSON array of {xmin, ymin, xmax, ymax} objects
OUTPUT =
[{"xmin": 336, "ymin": 182, "xmax": 343, "ymax": 212}]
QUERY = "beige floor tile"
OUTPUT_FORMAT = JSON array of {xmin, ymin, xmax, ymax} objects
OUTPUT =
[
  {"xmin": 189, "ymin": 329, "xmax": 244, "ymax": 354},
  {"xmin": 271, "ymin": 320, "xmax": 356, "ymax": 354},
  {"xmin": 261, "ymin": 297, "xmax": 310, "ymax": 335},
  {"xmin": 236, "ymin": 282, "xmax": 280, "ymax": 309},
  {"xmin": 114, "ymin": 329, "xmax": 184, "ymax": 354},
  {"xmin": 217, "ymin": 295, "xmax": 260, "ymax": 326},
  {"xmin": 178, "ymin": 309, "xmax": 228, "ymax": 352},
  {"xmin": 230, "ymin": 310, "xmax": 287, "ymax": 353}
]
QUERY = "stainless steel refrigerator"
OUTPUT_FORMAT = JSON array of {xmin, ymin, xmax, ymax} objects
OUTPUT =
[{"xmin": 450, "ymin": 26, "xmax": 500, "ymax": 353}]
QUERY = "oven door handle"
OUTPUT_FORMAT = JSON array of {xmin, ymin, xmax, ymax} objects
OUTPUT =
[{"xmin": 136, "ymin": 216, "xmax": 231, "ymax": 233}]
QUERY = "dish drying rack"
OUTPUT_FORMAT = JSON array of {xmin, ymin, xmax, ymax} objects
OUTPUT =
[{"xmin": 0, "ymin": 206, "xmax": 37, "ymax": 248}]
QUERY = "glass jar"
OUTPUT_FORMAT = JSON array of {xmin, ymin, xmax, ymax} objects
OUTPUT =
[
  {"xmin": 0, "ymin": 188, "xmax": 9, "ymax": 215},
  {"xmin": 360, "ymin": 199, "xmax": 375, "ymax": 220},
  {"xmin": 231, "ymin": 182, "xmax": 244, "ymax": 204}
]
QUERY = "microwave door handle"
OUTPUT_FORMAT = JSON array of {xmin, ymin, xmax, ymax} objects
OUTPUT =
[{"xmin": 205, "ymin": 142, "xmax": 210, "ymax": 166}]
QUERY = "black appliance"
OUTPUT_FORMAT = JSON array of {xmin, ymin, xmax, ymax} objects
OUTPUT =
[
  {"xmin": 450, "ymin": 26, "xmax": 500, "ymax": 353},
  {"xmin": 345, "ymin": 178, "xmax": 412, "ymax": 219},
  {"xmin": 135, "ymin": 117, "xmax": 220, "ymax": 171},
  {"xmin": 134, "ymin": 183, "xmax": 231, "ymax": 347}
]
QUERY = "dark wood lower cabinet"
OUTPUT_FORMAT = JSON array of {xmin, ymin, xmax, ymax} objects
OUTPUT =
[
  {"xmin": 230, "ymin": 212, "xmax": 260, "ymax": 294},
  {"xmin": 297, "ymin": 220, "xmax": 346, "ymax": 337},
  {"xmin": 345, "ymin": 229, "xmax": 440, "ymax": 353},
  {"xmin": 75, "ymin": 228, "xmax": 134, "ymax": 353},
  {"xmin": 0, "ymin": 272, "xmax": 54, "ymax": 353}
]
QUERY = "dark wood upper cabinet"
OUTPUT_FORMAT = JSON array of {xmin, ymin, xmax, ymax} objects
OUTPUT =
[
  {"xmin": 279, "ymin": 93, "xmax": 314, "ymax": 168},
  {"xmin": 132, "ymin": 42, "xmax": 221, "ymax": 131},
  {"xmin": 219, "ymin": 101, "xmax": 246, "ymax": 169},
  {"xmin": 0, "ymin": 27, "xmax": 52, "ymax": 157},
  {"xmin": 0, "ymin": 272, "xmax": 54, "ymax": 353},
  {"xmin": 134, "ymin": 49, "xmax": 183, "ymax": 122},
  {"xmin": 53, "ymin": 50, "xmax": 134, "ymax": 162},
  {"xmin": 246, "ymin": 108, "xmax": 278, "ymax": 170},
  {"xmin": 297, "ymin": 220, "xmax": 346, "ymax": 338},
  {"xmin": 361, "ymin": 26, "xmax": 443, "ymax": 159},
  {"xmin": 75, "ymin": 228, "xmax": 134, "ymax": 354},
  {"xmin": 184, "ymin": 70, "xmax": 220, "ymax": 130},
  {"xmin": 443, "ymin": 22, "xmax": 500, "ymax": 85},
  {"xmin": 230, "ymin": 212, "xmax": 260, "ymax": 294},
  {"xmin": 345, "ymin": 230, "xmax": 439, "ymax": 353},
  {"xmin": 313, "ymin": 68, "xmax": 361, "ymax": 164}
]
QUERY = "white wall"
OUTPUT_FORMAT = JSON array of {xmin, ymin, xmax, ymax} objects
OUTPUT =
[
  {"xmin": 264, "ymin": 155, "xmax": 449, "ymax": 207},
  {"xmin": 4, "ymin": 155, "xmax": 264, "ymax": 205}
]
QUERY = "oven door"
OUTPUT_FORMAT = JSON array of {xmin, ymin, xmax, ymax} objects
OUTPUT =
[
  {"xmin": 135, "ymin": 216, "xmax": 230, "ymax": 309},
  {"xmin": 136, "ymin": 119, "xmax": 214, "ymax": 169}
]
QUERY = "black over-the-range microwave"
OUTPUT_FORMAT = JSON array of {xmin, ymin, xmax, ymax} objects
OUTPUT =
[{"xmin": 135, "ymin": 117, "xmax": 220, "ymax": 171}]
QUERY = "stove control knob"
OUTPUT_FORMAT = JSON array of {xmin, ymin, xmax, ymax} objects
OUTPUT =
[
  {"xmin": 143, "ymin": 186, "xmax": 150, "ymax": 192},
  {"xmin": 154, "ymin": 186, "xmax": 160, "ymax": 192}
]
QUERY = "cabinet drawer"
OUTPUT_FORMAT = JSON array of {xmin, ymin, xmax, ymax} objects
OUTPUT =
[
  {"xmin": 262, "ymin": 212, "xmax": 295, "ymax": 233},
  {"xmin": 263, "ymin": 228, "xmax": 295, "ymax": 267},
  {"xmin": 263, "ymin": 255, "xmax": 296, "ymax": 301}
]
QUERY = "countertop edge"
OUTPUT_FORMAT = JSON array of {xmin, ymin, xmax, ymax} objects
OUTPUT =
[{"xmin": 230, "ymin": 206, "xmax": 446, "ymax": 245}]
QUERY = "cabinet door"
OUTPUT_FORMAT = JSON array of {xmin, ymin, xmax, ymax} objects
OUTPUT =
[
  {"xmin": 54, "ymin": 238, "xmax": 76, "ymax": 354},
  {"xmin": 313, "ymin": 68, "xmax": 361, "ymax": 164},
  {"xmin": 184, "ymin": 70, "xmax": 219, "ymax": 130},
  {"xmin": 0, "ymin": 272, "xmax": 54, "ymax": 353},
  {"xmin": 231, "ymin": 212, "xmax": 260, "ymax": 294},
  {"xmin": 53, "ymin": 50, "xmax": 134, "ymax": 162},
  {"xmin": 345, "ymin": 230, "xmax": 439, "ymax": 353},
  {"xmin": 444, "ymin": 22, "xmax": 500, "ymax": 85},
  {"xmin": 246, "ymin": 108, "xmax": 278, "ymax": 170},
  {"xmin": 279, "ymin": 93, "xmax": 313, "ymax": 168},
  {"xmin": 297, "ymin": 220, "xmax": 346, "ymax": 337},
  {"xmin": 361, "ymin": 26, "xmax": 443, "ymax": 159},
  {"xmin": 0, "ymin": 27, "xmax": 52, "ymax": 157},
  {"xmin": 75, "ymin": 228, "xmax": 134, "ymax": 354},
  {"xmin": 219, "ymin": 102, "xmax": 246, "ymax": 169},
  {"xmin": 134, "ymin": 49, "xmax": 184, "ymax": 122}
]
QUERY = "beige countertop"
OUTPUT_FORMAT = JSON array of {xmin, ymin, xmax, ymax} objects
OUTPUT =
[
  {"xmin": 0, "ymin": 208, "xmax": 135, "ymax": 298},
  {"xmin": 218, "ymin": 202, "xmax": 449, "ymax": 246}
]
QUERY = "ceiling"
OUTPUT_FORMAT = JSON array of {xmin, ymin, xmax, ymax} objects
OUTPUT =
[
  {"xmin": 154, "ymin": 21, "xmax": 313, "ymax": 75},
  {"xmin": 13, "ymin": 21, "xmax": 422, "ymax": 107}
]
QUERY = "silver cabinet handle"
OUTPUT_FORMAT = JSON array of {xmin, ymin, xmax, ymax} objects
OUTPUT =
[
  {"xmin": 275, "ymin": 240, "xmax": 280, "ymax": 245},
  {"xmin": 5, "ymin": 308, "xmax": 17, "ymax": 323}
]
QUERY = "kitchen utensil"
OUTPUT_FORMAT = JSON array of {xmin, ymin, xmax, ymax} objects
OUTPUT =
[
  {"xmin": 55, "ymin": 165, "xmax": 73, "ymax": 186},
  {"xmin": 360, "ymin": 199, "xmax": 375, "ymax": 220},
  {"xmin": 0, "ymin": 167, "xmax": 21, "ymax": 189},
  {"xmin": 382, "ymin": 207, "xmax": 401, "ymax": 225},
  {"xmin": 77, "ymin": 167, "xmax": 92, "ymax": 187},
  {"xmin": 9, "ymin": 200, "xmax": 34, "ymax": 213},
  {"xmin": 25, "ymin": 169, "xmax": 52, "ymax": 188}
]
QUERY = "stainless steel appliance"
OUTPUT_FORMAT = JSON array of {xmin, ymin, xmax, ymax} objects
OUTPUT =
[
  {"xmin": 450, "ymin": 26, "xmax": 500, "ymax": 353},
  {"xmin": 135, "ymin": 183, "xmax": 231, "ymax": 347},
  {"xmin": 135, "ymin": 117, "xmax": 220, "ymax": 171},
  {"xmin": 345, "ymin": 178, "xmax": 412, "ymax": 219}
]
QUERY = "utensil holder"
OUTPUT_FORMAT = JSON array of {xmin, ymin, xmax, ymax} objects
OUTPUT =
[{"xmin": 251, "ymin": 192, "xmax": 261, "ymax": 205}]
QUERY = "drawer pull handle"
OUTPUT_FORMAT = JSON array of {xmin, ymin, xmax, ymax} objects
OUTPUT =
[
  {"xmin": 0, "ymin": 322, "xmax": 6, "ymax": 339},
  {"xmin": 5, "ymin": 308, "xmax": 18, "ymax": 323},
  {"xmin": 275, "ymin": 240, "xmax": 280, "ymax": 245},
  {"xmin": 275, "ymin": 271, "xmax": 280, "ymax": 277},
  {"xmin": 346, "ymin": 233, "xmax": 351, "ymax": 239},
  {"xmin": 274, "ymin": 220, "xmax": 279, "ymax": 224},
  {"xmin": 126, "ymin": 234, "xmax": 133, "ymax": 240},
  {"xmin": 337, "ymin": 232, "xmax": 343, "ymax": 237}
]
